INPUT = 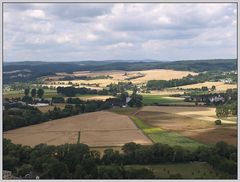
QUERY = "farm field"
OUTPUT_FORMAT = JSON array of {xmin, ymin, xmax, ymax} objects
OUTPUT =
[
  {"xmin": 142, "ymin": 94, "xmax": 194, "ymax": 105},
  {"xmin": 173, "ymin": 81, "xmax": 237, "ymax": 91},
  {"xmin": 137, "ymin": 106, "xmax": 237, "ymax": 146},
  {"xmin": 44, "ymin": 69, "xmax": 197, "ymax": 88},
  {"xmin": 3, "ymin": 111, "xmax": 152, "ymax": 147},
  {"xmin": 76, "ymin": 95, "xmax": 115, "ymax": 101},
  {"xmin": 110, "ymin": 106, "xmax": 237, "ymax": 148},
  {"xmin": 146, "ymin": 89, "xmax": 185, "ymax": 96},
  {"xmin": 42, "ymin": 83, "xmax": 103, "ymax": 90},
  {"xmin": 3, "ymin": 89, "xmax": 58, "ymax": 99},
  {"xmin": 125, "ymin": 162, "xmax": 229, "ymax": 179},
  {"xmin": 130, "ymin": 116, "xmax": 204, "ymax": 150},
  {"xmin": 109, "ymin": 107, "xmax": 139, "ymax": 116},
  {"xmin": 37, "ymin": 103, "xmax": 66, "ymax": 113}
]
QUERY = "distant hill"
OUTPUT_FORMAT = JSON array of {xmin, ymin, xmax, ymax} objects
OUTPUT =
[{"xmin": 3, "ymin": 59, "xmax": 237, "ymax": 84}]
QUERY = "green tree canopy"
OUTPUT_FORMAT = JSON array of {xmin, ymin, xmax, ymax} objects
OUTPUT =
[{"xmin": 37, "ymin": 88, "xmax": 44, "ymax": 98}]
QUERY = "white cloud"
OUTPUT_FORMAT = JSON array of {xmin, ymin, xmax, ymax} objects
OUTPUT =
[
  {"xmin": 86, "ymin": 33, "xmax": 98, "ymax": 41},
  {"xmin": 25, "ymin": 9, "xmax": 46, "ymax": 19},
  {"xmin": 55, "ymin": 34, "xmax": 72, "ymax": 44},
  {"xmin": 3, "ymin": 3, "xmax": 237, "ymax": 61},
  {"xmin": 105, "ymin": 42, "xmax": 133, "ymax": 50}
]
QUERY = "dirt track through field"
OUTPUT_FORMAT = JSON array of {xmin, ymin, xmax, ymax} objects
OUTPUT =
[{"xmin": 4, "ymin": 111, "xmax": 152, "ymax": 147}]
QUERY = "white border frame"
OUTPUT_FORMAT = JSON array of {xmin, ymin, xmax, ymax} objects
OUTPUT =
[{"xmin": 0, "ymin": 1, "xmax": 239, "ymax": 181}]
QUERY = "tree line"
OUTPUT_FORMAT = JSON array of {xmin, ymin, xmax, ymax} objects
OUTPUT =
[
  {"xmin": 62, "ymin": 75, "xmax": 112, "ymax": 81},
  {"xmin": 3, "ymin": 139, "xmax": 237, "ymax": 179},
  {"xmin": 56, "ymin": 86, "xmax": 109, "ymax": 97},
  {"xmin": 21, "ymin": 88, "xmax": 45, "ymax": 103},
  {"xmin": 50, "ymin": 82, "xmax": 135, "ymax": 98}
]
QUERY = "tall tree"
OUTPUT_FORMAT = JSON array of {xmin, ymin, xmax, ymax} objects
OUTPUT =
[
  {"xmin": 37, "ymin": 88, "xmax": 44, "ymax": 98},
  {"xmin": 31, "ymin": 88, "xmax": 37, "ymax": 98},
  {"xmin": 24, "ymin": 88, "xmax": 30, "ymax": 96}
]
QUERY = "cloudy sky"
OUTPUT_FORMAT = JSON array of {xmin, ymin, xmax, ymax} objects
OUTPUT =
[{"xmin": 3, "ymin": 3, "xmax": 237, "ymax": 62}]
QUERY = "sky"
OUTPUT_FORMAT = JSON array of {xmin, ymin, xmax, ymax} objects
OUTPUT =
[{"xmin": 3, "ymin": 3, "xmax": 237, "ymax": 62}]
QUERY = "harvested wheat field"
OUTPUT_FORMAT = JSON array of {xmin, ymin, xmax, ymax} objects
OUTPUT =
[
  {"xmin": 173, "ymin": 81, "xmax": 236, "ymax": 91},
  {"xmin": 4, "ymin": 111, "xmax": 152, "ymax": 147},
  {"xmin": 37, "ymin": 103, "xmax": 66, "ymax": 113},
  {"xmin": 45, "ymin": 69, "xmax": 197, "ymax": 88},
  {"xmin": 137, "ymin": 106, "xmax": 237, "ymax": 145},
  {"xmin": 42, "ymin": 83, "xmax": 103, "ymax": 90},
  {"xmin": 72, "ymin": 69, "xmax": 197, "ymax": 83},
  {"xmin": 128, "ymin": 69, "xmax": 197, "ymax": 84},
  {"xmin": 78, "ymin": 95, "xmax": 115, "ymax": 101}
]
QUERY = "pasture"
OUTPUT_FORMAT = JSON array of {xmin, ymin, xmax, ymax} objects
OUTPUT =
[
  {"xmin": 3, "ymin": 89, "xmax": 58, "ymax": 99},
  {"xmin": 142, "ymin": 95, "xmax": 194, "ymax": 105},
  {"xmin": 3, "ymin": 111, "xmax": 152, "ymax": 147}
]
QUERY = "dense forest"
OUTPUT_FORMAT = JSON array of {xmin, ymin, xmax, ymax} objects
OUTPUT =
[
  {"xmin": 4, "ymin": 59, "xmax": 237, "ymax": 83},
  {"xmin": 3, "ymin": 139, "xmax": 237, "ymax": 179}
]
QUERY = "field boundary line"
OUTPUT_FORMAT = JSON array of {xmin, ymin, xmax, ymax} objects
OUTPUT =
[{"xmin": 128, "ymin": 115, "xmax": 154, "ymax": 143}]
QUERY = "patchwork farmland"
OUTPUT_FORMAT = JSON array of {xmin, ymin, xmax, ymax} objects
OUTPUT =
[
  {"xmin": 3, "ymin": 59, "xmax": 237, "ymax": 179},
  {"xmin": 44, "ymin": 69, "xmax": 198, "ymax": 88},
  {"xmin": 111, "ymin": 106, "xmax": 237, "ymax": 148}
]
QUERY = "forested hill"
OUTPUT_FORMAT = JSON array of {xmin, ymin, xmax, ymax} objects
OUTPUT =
[{"xmin": 3, "ymin": 59, "xmax": 237, "ymax": 84}]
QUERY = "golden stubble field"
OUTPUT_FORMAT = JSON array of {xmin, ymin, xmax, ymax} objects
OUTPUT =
[
  {"xmin": 4, "ymin": 111, "xmax": 152, "ymax": 147},
  {"xmin": 172, "ymin": 81, "xmax": 237, "ymax": 91},
  {"xmin": 43, "ymin": 69, "xmax": 198, "ymax": 88},
  {"xmin": 137, "ymin": 106, "xmax": 237, "ymax": 146}
]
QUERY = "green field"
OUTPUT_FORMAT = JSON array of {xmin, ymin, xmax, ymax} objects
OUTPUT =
[
  {"xmin": 142, "ymin": 95, "xmax": 191, "ymax": 105},
  {"xmin": 125, "ymin": 162, "xmax": 229, "ymax": 179},
  {"xmin": 148, "ymin": 132, "xmax": 205, "ymax": 150},
  {"xmin": 130, "ymin": 116, "xmax": 204, "ymax": 150},
  {"xmin": 3, "ymin": 89, "xmax": 58, "ymax": 98}
]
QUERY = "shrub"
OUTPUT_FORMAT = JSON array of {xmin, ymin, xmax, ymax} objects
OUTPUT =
[{"xmin": 215, "ymin": 119, "xmax": 222, "ymax": 125}]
